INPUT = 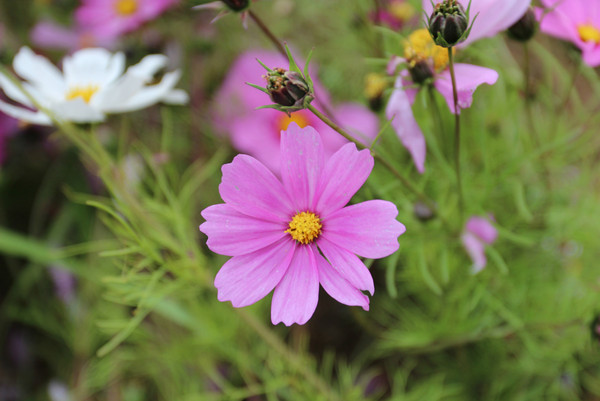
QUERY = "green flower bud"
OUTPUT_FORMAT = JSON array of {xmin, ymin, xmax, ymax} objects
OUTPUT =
[
  {"xmin": 428, "ymin": 0, "xmax": 469, "ymax": 48},
  {"xmin": 507, "ymin": 7, "xmax": 536, "ymax": 42},
  {"xmin": 221, "ymin": 0, "xmax": 249, "ymax": 12},
  {"xmin": 266, "ymin": 68, "xmax": 310, "ymax": 108}
]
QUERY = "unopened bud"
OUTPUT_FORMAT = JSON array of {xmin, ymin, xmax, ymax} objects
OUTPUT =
[
  {"xmin": 507, "ymin": 7, "xmax": 536, "ymax": 42},
  {"xmin": 266, "ymin": 68, "xmax": 310, "ymax": 108},
  {"xmin": 428, "ymin": 0, "xmax": 468, "ymax": 48},
  {"xmin": 408, "ymin": 60, "xmax": 434, "ymax": 85},
  {"xmin": 413, "ymin": 201, "xmax": 435, "ymax": 222},
  {"xmin": 221, "ymin": 0, "xmax": 249, "ymax": 12}
]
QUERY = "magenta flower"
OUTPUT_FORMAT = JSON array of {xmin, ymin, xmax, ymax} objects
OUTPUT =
[
  {"xmin": 213, "ymin": 49, "xmax": 379, "ymax": 173},
  {"xmin": 423, "ymin": 0, "xmax": 532, "ymax": 46},
  {"xmin": 75, "ymin": 0, "xmax": 178, "ymax": 40},
  {"xmin": 385, "ymin": 29, "xmax": 498, "ymax": 173},
  {"xmin": 371, "ymin": 0, "xmax": 417, "ymax": 30},
  {"xmin": 200, "ymin": 123, "xmax": 406, "ymax": 326},
  {"xmin": 537, "ymin": 0, "xmax": 600, "ymax": 67},
  {"xmin": 461, "ymin": 215, "xmax": 498, "ymax": 273},
  {"xmin": 31, "ymin": 20, "xmax": 117, "ymax": 52}
]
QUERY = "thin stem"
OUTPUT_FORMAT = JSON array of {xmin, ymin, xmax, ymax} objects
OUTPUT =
[
  {"xmin": 307, "ymin": 104, "xmax": 436, "ymax": 211},
  {"xmin": 248, "ymin": 10, "xmax": 286, "ymax": 57},
  {"xmin": 447, "ymin": 48, "xmax": 464, "ymax": 221}
]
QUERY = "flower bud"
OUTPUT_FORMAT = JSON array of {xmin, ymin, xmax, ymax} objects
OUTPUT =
[
  {"xmin": 221, "ymin": 0, "xmax": 249, "ymax": 12},
  {"xmin": 413, "ymin": 201, "xmax": 435, "ymax": 222},
  {"xmin": 507, "ymin": 7, "xmax": 536, "ymax": 42},
  {"xmin": 428, "ymin": 0, "xmax": 468, "ymax": 48},
  {"xmin": 266, "ymin": 68, "xmax": 310, "ymax": 108}
]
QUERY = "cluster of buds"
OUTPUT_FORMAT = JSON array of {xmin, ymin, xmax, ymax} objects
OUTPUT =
[
  {"xmin": 426, "ymin": 0, "xmax": 473, "ymax": 48},
  {"xmin": 248, "ymin": 45, "xmax": 315, "ymax": 114}
]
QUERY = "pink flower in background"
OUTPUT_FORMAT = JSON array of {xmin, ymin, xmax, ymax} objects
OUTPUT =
[
  {"xmin": 536, "ymin": 0, "xmax": 600, "ymax": 67},
  {"xmin": 386, "ymin": 29, "xmax": 498, "ymax": 173},
  {"xmin": 31, "ymin": 20, "xmax": 117, "ymax": 52},
  {"xmin": 200, "ymin": 123, "xmax": 405, "ymax": 326},
  {"xmin": 0, "ymin": 113, "xmax": 19, "ymax": 165},
  {"xmin": 213, "ymin": 49, "xmax": 379, "ymax": 173},
  {"xmin": 423, "ymin": 0, "xmax": 532, "ymax": 46},
  {"xmin": 461, "ymin": 215, "xmax": 498, "ymax": 273},
  {"xmin": 75, "ymin": 0, "xmax": 179, "ymax": 40},
  {"xmin": 371, "ymin": 0, "xmax": 416, "ymax": 30}
]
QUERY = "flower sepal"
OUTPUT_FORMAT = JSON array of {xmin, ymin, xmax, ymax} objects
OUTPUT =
[{"xmin": 426, "ymin": 0, "xmax": 478, "ymax": 48}]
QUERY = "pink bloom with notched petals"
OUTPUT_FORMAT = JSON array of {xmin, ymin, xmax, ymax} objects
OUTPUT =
[
  {"xmin": 461, "ymin": 215, "xmax": 498, "ymax": 273},
  {"xmin": 75, "ymin": 0, "xmax": 178, "ymax": 40},
  {"xmin": 200, "ymin": 123, "xmax": 405, "ymax": 326},
  {"xmin": 423, "ymin": 0, "xmax": 532, "ymax": 46},
  {"xmin": 213, "ymin": 49, "xmax": 379, "ymax": 173},
  {"xmin": 536, "ymin": 0, "xmax": 600, "ymax": 67}
]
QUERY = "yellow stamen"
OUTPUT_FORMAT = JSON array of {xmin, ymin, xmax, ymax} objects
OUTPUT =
[
  {"xmin": 115, "ymin": 0, "xmax": 138, "ymax": 16},
  {"xmin": 389, "ymin": 2, "xmax": 415, "ymax": 21},
  {"xmin": 404, "ymin": 29, "xmax": 453, "ymax": 72},
  {"xmin": 578, "ymin": 24, "xmax": 600, "ymax": 44},
  {"xmin": 285, "ymin": 211, "xmax": 322, "ymax": 244},
  {"xmin": 276, "ymin": 111, "xmax": 310, "ymax": 132},
  {"xmin": 364, "ymin": 73, "xmax": 387, "ymax": 99},
  {"xmin": 65, "ymin": 85, "xmax": 99, "ymax": 103}
]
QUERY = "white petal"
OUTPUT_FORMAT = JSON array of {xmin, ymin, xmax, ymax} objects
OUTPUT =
[
  {"xmin": 0, "ymin": 72, "xmax": 34, "ymax": 107},
  {"xmin": 127, "ymin": 54, "xmax": 168, "ymax": 82},
  {"xmin": 63, "ymin": 48, "xmax": 125, "ymax": 87},
  {"xmin": 162, "ymin": 89, "xmax": 189, "ymax": 105},
  {"xmin": 51, "ymin": 98, "xmax": 105, "ymax": 123},
  {"xmin": 13, "ymin": 47, "xmax": 66, "ymax": 100},
  {"xmin": 0, "ymin": 99, "xmax": 52, "ymax": 125}
]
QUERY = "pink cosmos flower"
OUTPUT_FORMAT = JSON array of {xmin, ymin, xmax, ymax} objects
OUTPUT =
[
  {"xmin": 31, "ymin": 20, "xmax": 117, "ymax": 52},
  {"xmin": 536, "ymin": 0, "xmax": 600, "ymax": 67},
  {"xmin": 200, "ymin": 123, "xmax": 406, "ymax": 326},
  {"xmin": 371, "ymin": 0, "xmax": 416, "ymax": 30},
  {"xmin": 385, "ymin": 29, "xmax": 498, "ymax": 173},
  {"xmin": 75, "ymin": 0, "xmax": 179, "ymax": 40},
  {"xmin": 461, "ymin": 215, "xmax": 498, "ymax": 273},
  {"xmin": 213, "ymin": 49, "xmax": 379, "ymax": 173},
  {"xmin": 423, "ymin": 0, "xmax": 532, "ymax": 46}
]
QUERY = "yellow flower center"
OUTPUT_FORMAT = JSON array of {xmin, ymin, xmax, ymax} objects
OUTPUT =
[
  {"xmin": 578, "ymin": 24, "xmax": 600, "ymax": 44},
  {"xmin": 389, "ymin": 2, "xmax": 415, "ymax": 21},
  {"xmin": 364, "ymin": 73, "xmax": 387, "ymax": 99},
  {"xmin": 276, "ymin": 111, "xmax": 310, "ymax": 132},
  {"xmin": 285, "ymin": 211, "xmax": 322, "ymax": 244},
  {"xmin": 115, "ymin": 0, "xmax": 138, "ymax": 16},
  {"xmin": 65, "ymin": 85, "xmax": 99, "ymax": 103},
  {"xmin": 404, "ymin": 29, "xmax": 452, "ymax": 72}
]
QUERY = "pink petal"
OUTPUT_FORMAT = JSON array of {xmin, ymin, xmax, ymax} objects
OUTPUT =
[
  {"xmin": 385, "ymin": 77, "xmax": 426, "ymax": 173},
  {"xmin": 280, "ymin": 123, "xmax": 325, "ymax": 212},
  {"xmin": 333, "ymin": 103, "xmax": 380, "ymax": 146},
  {"xmin": 271, "ymin": 244, "xmax": 319, "ymax": 326},
  {"xmin": 315, "ymin": 246, "xmax": 369, "ymax": 311},
  {"xmin": 435, "ymin": 63, "xmax": 499, "ymax": 114},
  {"xmin": 317, "ymin": 236, "xmax": 375, "ymax": 295},
  {"xmin": 461, "ymin": 232, "xmax": 487, "ymax": 273},
  {"xmin": 323, "ymin": 200, "xmax": 406, "ymax": 259},
  {"xmin": 219, "ymin": 154, "xmax": 293, "ymax": 223},
  {"xmin": 314, "ymin": 142, "xmax": 374, "ymax": 217},
  {"xmin": 200, "ymin": 204, "xmax": 287, "ymax": 257},
  {"xmin": 214, "ymin": 237, "xmax": 296, "ymax": 307},
  {"xmin": 583, "ymin": 46, "xmax": 600, "ymax": 68},
  {"xmin": 465, "ymin": 216, "xmax": 498, "ymax": 244}
]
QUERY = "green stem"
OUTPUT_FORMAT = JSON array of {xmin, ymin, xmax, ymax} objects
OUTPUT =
[
  {"xmin": 307, "ymin": 104, "xmax": 436, "ymax": 211},
  {"xmin": 447, "ymin": 48, "xmax": 464, "ymax": 221},
  {"xmin": 248, "ymin": 10, "xmax": 287, "ymax": 58}
]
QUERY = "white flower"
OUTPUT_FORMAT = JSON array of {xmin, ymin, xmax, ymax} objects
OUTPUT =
[{"xmin": 0, "ymin": 47, "xmax": 188, "ymax": 125}]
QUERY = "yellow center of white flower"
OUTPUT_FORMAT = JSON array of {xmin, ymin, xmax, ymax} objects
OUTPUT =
[
  {"xmin": 276, "ymin": 111, "xmax": 310, "ymax": 132},
  {"xmin": 65, "ymin": 85, "xmax": 99, "ymax": 103},
  {"xmin": 404, "ymin": 29, "xmax": 453, "ymax": 72},
  {"xmin": 578, "ymin": 24, "xmax": 600, "ymax": 44},
  {"xmin": 285, "ymin": 211, "xmax": 322, "ymax": 244},
  {"xmin": 364, "ymin": 73, "xmax": 387, "ymax": 99},
  {"xmin": 115, "ymin": 0, "xmax": 138, "ymax": 16},
  {"xmin": 389, "ymin": 2, "xmax": 415, "ymax": 21}
]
